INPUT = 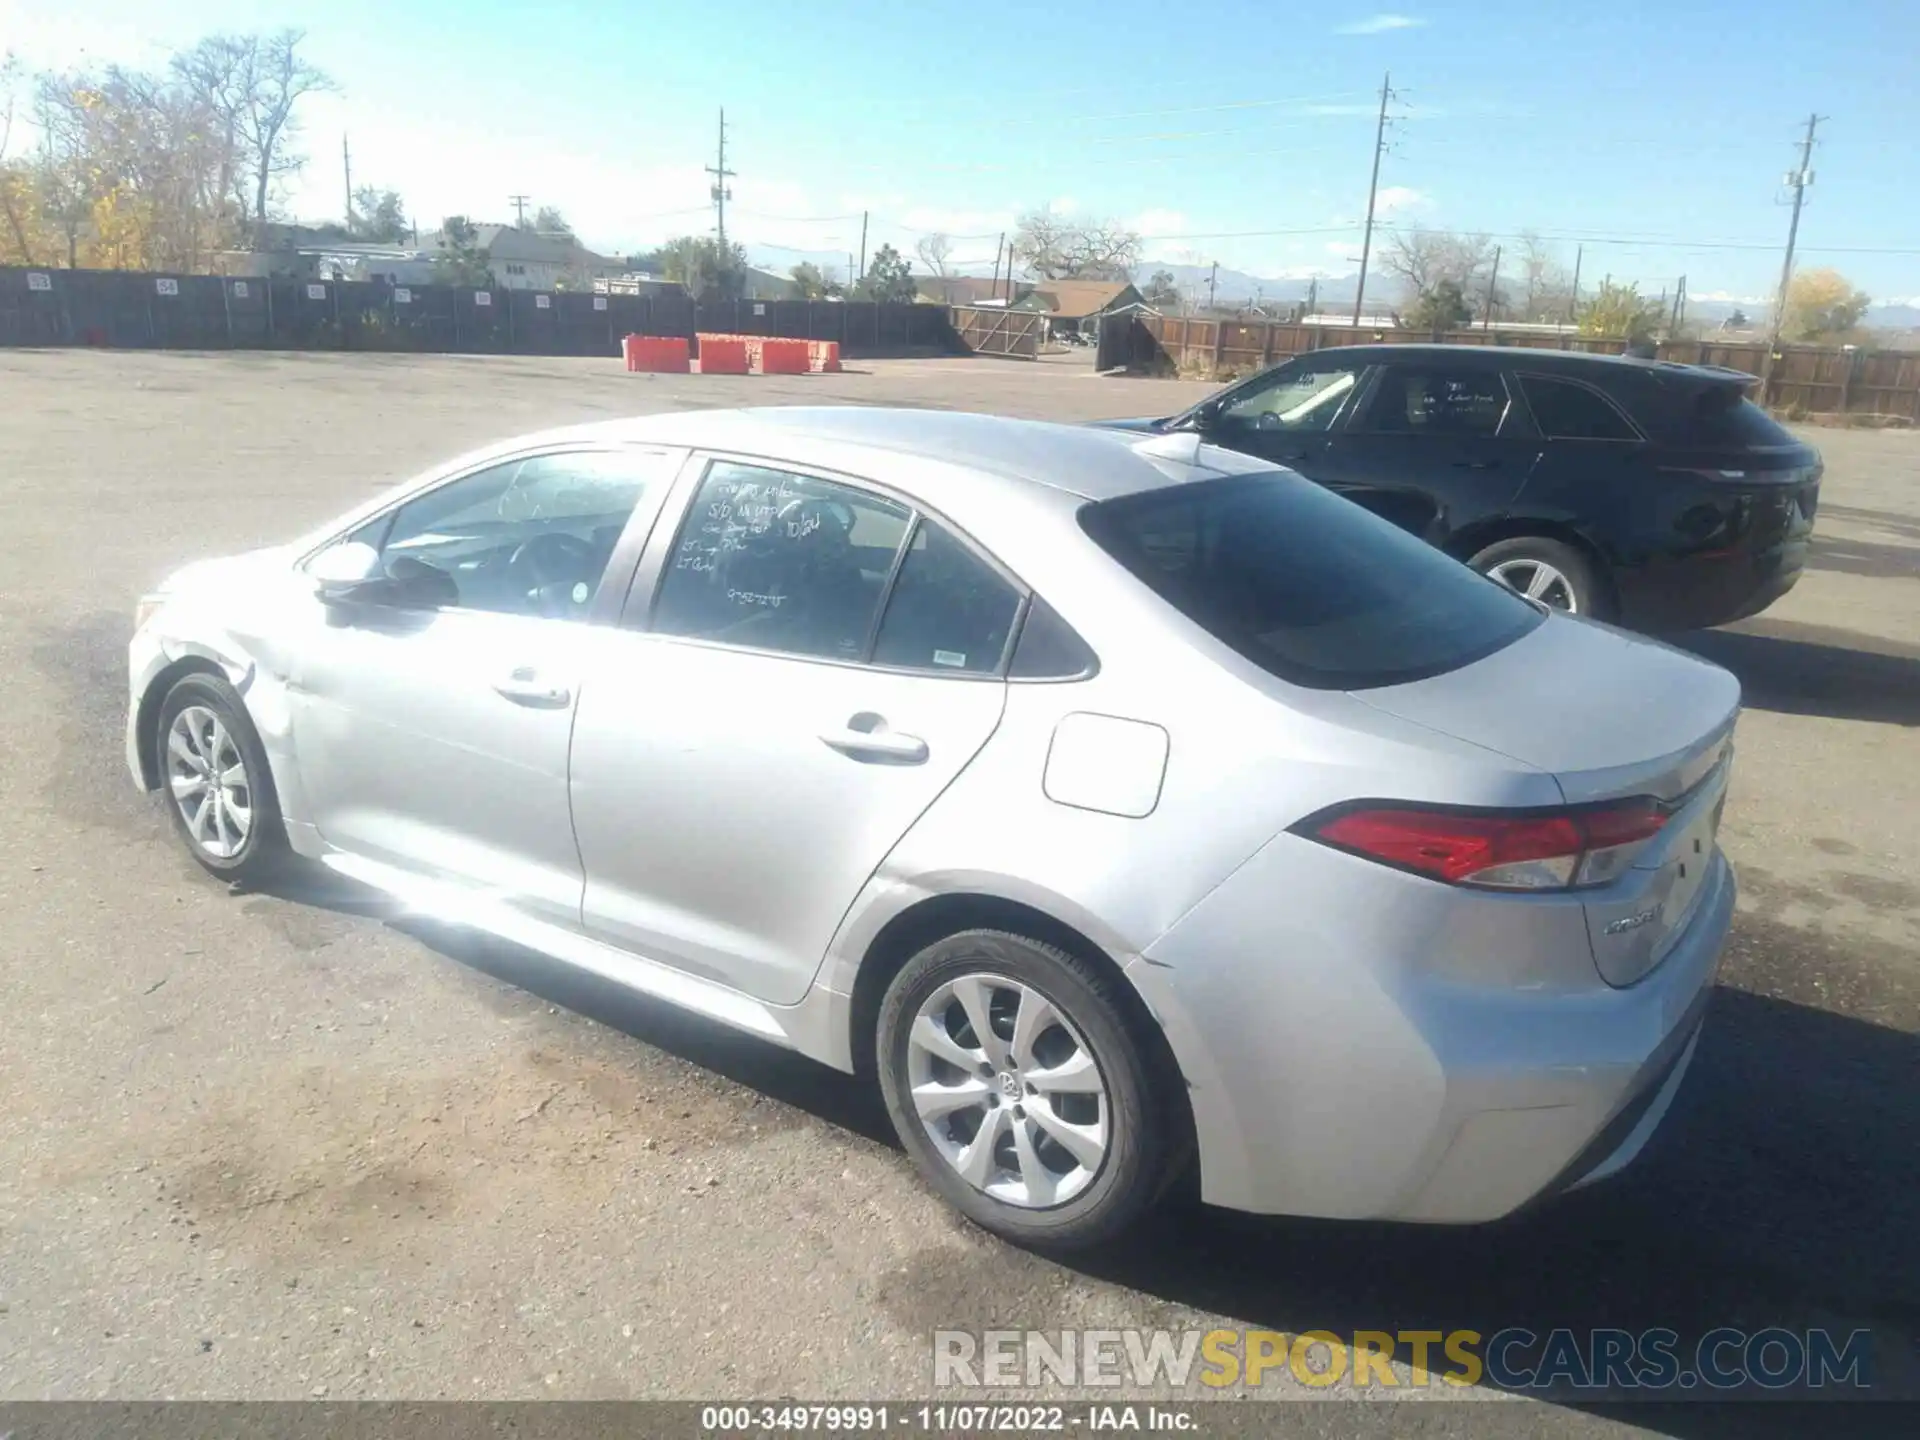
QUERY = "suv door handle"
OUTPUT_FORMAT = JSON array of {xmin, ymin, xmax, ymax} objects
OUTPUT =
[
  {"xmin": 492, "ymin": 669, "xmax": 572, "ymax": 708},
  {"xmin": 820, "ymin": 713, "xmax": 929, "ymax": 765}
]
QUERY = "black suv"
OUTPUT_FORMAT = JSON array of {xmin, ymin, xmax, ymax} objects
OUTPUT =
[{"xmin": 1098, "ymin": 344, "xmax": 1821, "ymax": 631}]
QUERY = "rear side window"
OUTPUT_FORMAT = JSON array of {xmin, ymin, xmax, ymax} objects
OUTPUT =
[
  {"xmin": 651, "ymin": 462, "xmax": 909, "ymax": 661},
  {"xmin": 1079, "ymin": 473, "xmax": 1543, "ymax": 690},
  {"xmin": 1519, "ymin": 375, "xmax": 1640, "ymax": 440},
  {"xmin": 1357, "ymin": 366, "xmax": 1509, "ymax": 437},
  {"xmin": 870, "ymin": 520, "xmax": 1021, "ymax": 675}
]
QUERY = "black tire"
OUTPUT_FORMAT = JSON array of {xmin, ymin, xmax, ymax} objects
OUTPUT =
[
  {"xmin": 1468, "ymin": 535, "xmax": 1609, "ymax": 619},
  {"xmin": 154, "ymin": 672, "xmax": 289, "ymax": 884},
  {"xmin": 876, "ymin": 929, "xmax": 1181, "ymax": 1250}
]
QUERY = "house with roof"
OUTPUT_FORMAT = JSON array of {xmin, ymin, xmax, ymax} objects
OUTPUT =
[
  {"xmin": 1021, "ymin": 279, "xmax": 1157, "ymax": 338},
  {"xmin": 425, "ymin": 224, "xmax": 628, "ymax": 291},
  {"xmin": 915, "ymin": 274, "xmax": 1037, "ymax": 307}
]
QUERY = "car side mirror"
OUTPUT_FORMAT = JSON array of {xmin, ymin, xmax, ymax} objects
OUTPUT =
[
  {"xmin": 309, "ymin": 541, "xmax": 380, "ymax": 602},
  {"xmin": 1191, "ymin": 398, "xmax": 1224, "ymax": 431}
]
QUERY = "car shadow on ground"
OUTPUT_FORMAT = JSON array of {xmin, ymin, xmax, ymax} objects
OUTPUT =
[
  {"xmin": 1672, "ymin": 618, "xmax": 1920, "ymax": 726},
  {"xmin": 258, "ymin": 867, "xmax": 1918, "ymax": 1432}
]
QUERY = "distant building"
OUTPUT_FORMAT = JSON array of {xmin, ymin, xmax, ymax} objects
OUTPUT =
[
  {"xmin": 594, "ymin": 273, "xmax": 685, "ymax": 298},
  {"xmin": 916, "ymin": 275, "xmax": 1036, "ymax": 307},
  {"xmin": 423, "ymin": 224, "xmax": 628, "ymax": 291}
]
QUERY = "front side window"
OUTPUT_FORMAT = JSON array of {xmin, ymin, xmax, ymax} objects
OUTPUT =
[
  {"xmin": 1357, "ymin": 366, "xmax": 1510, "ymax": 437},
  {"xmin": 350, "ymin": 450, "xmax": 659, "ymax": 617},
  {"xmin": 1519, "ymin": 375, "xmax": 1640, "ymax": 440},
  {"xmin": 651, "ymin": 462, "xmax": 910, "ymax": 661},
  {"xmin": 871, "ymin": 520, "xmax": 1022, "ymax": 674},
  {"xmin": 1217, "ymin": 363, "xmax": 1366, "ymax": 434},
  {"xmin": 1079, "ymin": 471, "xmax": 1543, "ymax": 689}
]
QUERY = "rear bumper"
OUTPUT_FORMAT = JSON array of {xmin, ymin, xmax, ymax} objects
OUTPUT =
[
  {"xmin": 1125, "ymin": 839, "xmax": 1734, "ymax": 1224},
  {"xmin": 1615, "ymin": 541, "xmax": 1806, "ymax": 631}
]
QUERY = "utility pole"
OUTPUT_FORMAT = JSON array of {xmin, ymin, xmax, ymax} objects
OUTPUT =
[
  {"xmin": 342, "ymin": 136, "xmax": 353, "ymax": 227},
  {"xmin": 1566, "ymin": 244, "xmax": 1583, "ymax": 325},
  {"xmin": 1207, "ymin": 260, "xmax": 1218, "ymax": 311},
  {"xmin": 1306, "ymin": 276, "xmax": 1318, "ymax": 317},
  {"xmin": 1482, "ymin": 245, "xmax": 1501, "ymax": 332},
  {"xmin": 509, "ymin": 193, "xmax": 530, "ymax": 228},
  {"xmin": 1350, "ymin": 70, "xmax": 1395, "ymax": 326},
  {"xmin": 858, "ymin": 211, "xmax": 868, "ymax": 283},
  {"xmin": 1766, "ymin": 113, "xmax": 1824, "ymax": 365},
  {"xmin": 1669, "ymin": 277, "xmax": 1685, "ymax": 337},
  {"xmin": 706, "ymin": 108, "xmax": 736, "ymax": 254},
  {"xmin": 995, "ymin": 231, "xmax": 1007, "ymax": 300}
]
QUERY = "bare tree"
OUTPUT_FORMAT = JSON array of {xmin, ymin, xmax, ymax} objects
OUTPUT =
[
  {"xmin": 1514, "ymin": 230, "xmax": 1577, "ymax": 322},
  {"xmin": 170, "ymin": 35, "xmax": 254, "ymax": 238},
  {"xmin": 1013, "ymin": 210, "xmax": 1141, "ymax": 280},
  {"xmin": 237, "ymin": 30, "xmax": 333, "ymax": 224},
  {"xmin": 0, "ymin": 51, "xmax": 38, "ymax": 263},
  {"xmin": 1379, "ymin": 226, "xmax": 1497, "ymax": 308},
  {"xmin": 533, "ymin": 204, "xmax": 571, "ymax": 235},
  {"xmin": 914, "ymin": 231, "xmax": 952, "ymax": 277}
]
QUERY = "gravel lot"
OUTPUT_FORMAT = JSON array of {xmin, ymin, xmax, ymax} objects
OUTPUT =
[{"xmin": 0, "ymin": 350, "xmax": 1914, "ymax": 1433}]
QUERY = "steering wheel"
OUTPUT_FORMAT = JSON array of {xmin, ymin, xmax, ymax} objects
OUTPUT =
[{"xmin": 507, "ymin": 531, "xmax": 597, "ymax": 610}]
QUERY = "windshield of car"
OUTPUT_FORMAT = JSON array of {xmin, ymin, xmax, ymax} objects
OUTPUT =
[{"xmin": 1079, "ymin": 471, "xmax": 1544, "ymax": 689}]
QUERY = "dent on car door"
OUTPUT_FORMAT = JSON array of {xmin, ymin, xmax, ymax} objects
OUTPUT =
[
  {"xmin": 289, "ymin": 446, "xmax": 679, "ymax": 921},
  {"xmin": 1316, "ymin": 363, "xmax": 1541, "ymax": 542},
  {"xmin": 568, "ymin": 458, "xmax": 1018, "ymax": 1006},
  {"xmin": 1206, "ymin": 359, "xmax": 1369, "ymax": 473}
]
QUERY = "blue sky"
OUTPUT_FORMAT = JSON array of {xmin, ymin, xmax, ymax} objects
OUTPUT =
[{"xmin": 4, "ymin": 0, "xmax": 1917, "ymax": 301}]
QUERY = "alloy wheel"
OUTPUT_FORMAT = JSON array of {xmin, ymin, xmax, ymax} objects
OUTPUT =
[
  {"xmin": 166, "ymin": 705, "xmax": 253, "ymax": 860},
  {"xmin": 905, "ymin": 973, "xmax": 1110, "ymax": 1208},
  {"xmin": 1488, "ymin": 557, "xmax": 1579, "ymax": 612}
]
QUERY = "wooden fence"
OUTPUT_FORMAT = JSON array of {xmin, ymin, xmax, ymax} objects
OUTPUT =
[{"xmin": 1120, "ymin": 316, "xmax": 1920, "ymax": 421}]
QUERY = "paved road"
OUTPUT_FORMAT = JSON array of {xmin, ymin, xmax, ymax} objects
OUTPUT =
[{"xmin": 0, "ymin": 351, "xmax": 1914, "ymax": 1433}]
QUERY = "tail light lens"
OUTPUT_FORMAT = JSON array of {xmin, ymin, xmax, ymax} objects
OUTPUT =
[{"xmin": 1303, "ymin": 800, "xmax": 1667, "ymax": 891}]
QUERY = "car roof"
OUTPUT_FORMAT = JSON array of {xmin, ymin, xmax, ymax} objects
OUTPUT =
[
  {"xmin": 1305, "ymin": 343, "xmax": 1756, "ymax": 383},
  {"xmin": 547, "ymin": 406, "xmax": 1272, "ymax": 503}
]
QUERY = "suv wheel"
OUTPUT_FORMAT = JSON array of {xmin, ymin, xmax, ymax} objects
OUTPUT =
[
  {"xmin": 876, "ymin": 929, "xmax": 1178, "ymax": 1249},
  {"xmin": 1470, "ymin": 536, "xmax": 1606, "ymax": 618}
]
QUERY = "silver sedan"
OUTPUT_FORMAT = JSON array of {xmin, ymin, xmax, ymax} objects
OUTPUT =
[{"xmin": 128, "ymin": 407, "xmax": 1738, "ymax": 1248}]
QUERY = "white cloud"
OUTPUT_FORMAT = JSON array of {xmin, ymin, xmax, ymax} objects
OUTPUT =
[
  {"xmin": 1686, "ymin": 291, "xmax": 1768, "ymax": 304},
  {"xmin": 1336, "ymin": 14, "xmax": 1426, "ymax": 35},
  {"xmin": 1373, "ymin": 185, "xmax": 1428, "ymax": 216},
  {"xmin": 1048, "ymin": 195, "xmax": 1083, "ymax": 217},
  {"xmin": 1125, "ymin": 209, "xmax": 1193, "ymax": 263}
]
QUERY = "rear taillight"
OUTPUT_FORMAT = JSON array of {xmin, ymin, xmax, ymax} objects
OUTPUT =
[{"xmin": 1303, "ymin": 800, "xmax": 1667, "ymax": 891}]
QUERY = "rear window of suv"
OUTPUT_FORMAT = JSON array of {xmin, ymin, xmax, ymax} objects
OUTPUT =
[
  {"xmin": 1079, "ymin": 472, "xmax": 1544, "ymax": 690},
  {"xmin": 1685, "ymin": 386, "xmax": 1800, "ymax": 447}
]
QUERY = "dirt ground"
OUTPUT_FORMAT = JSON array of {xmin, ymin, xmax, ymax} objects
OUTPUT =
[{"xmin": 0, "ymin": 350, "xmax": 1914, "ymax": 1433}]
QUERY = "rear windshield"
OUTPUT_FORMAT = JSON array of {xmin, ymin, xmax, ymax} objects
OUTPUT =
[
  {"xmin": 1079, "ymin": 472, "xmax": 1544, "ymax": 690},
  {"xmin": 1685, "ymin": 386, "xmax": 1800, "ymax": 448}
]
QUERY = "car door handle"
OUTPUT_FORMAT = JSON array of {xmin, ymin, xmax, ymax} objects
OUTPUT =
[
  {"xmin": 492, "ymin": 669, "xmax": 572, "ymax": 708},
  {"xmin": 820, "ymin": 714, "xmax": 929, "ymax": 765}
]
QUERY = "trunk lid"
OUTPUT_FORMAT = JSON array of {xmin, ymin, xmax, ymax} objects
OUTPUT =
[{"xmin": 1354, "ymin": 614, "xmax": 1739, "ymax": 985}]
